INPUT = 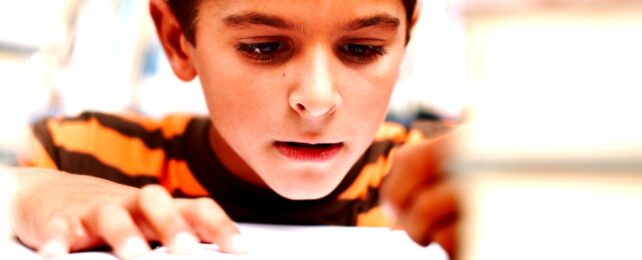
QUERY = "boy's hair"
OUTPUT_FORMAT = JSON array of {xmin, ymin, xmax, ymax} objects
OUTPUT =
[{"xmin": 167, "ymin": 0, "xmax": 418, "ymax": 45}]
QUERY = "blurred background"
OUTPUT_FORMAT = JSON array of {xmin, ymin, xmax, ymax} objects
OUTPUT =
[
  {"xmin": 0, "ymin": 0, "xmax": 468, "ymax": 165},
  {"xmin": 456, "ymin": 1, "xmax": 642, "ymax": 259}
]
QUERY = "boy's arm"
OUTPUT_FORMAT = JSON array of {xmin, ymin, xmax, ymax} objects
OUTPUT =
[
  {"xmin": 10, "ymin": 167, "xmax": 247, "ymax": 258},
  {"xmin": 13, "ymin": 114, "xmax": 245, "ymax": 258},
  {"xmin": 379, "ymin": 133, "xmax": 459, "ymax": 258}
]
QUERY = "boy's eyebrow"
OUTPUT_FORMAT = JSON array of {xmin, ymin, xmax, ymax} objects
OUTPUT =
[
  {"xmin": 222, "ymin": 12, "xmax": 400, "ymax": 31},
  {"xmin": 223, "ymin": 12, "xmax": 295, "ymax": 30},
  {"xmin": 344, "ymin": 14, "xmax": 400, "ymax": 31}
]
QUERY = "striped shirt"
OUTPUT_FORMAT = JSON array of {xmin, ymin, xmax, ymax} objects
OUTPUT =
[{"xmin": 22, "ymin": 111, "xmax": 429, "ymax": 227}]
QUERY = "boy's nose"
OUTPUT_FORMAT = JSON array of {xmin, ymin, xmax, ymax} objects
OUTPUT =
[{"xmin": 288, "ymin": 47, "xmax": 342, "ymax": 118}]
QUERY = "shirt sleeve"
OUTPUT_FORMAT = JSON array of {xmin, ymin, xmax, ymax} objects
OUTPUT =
[{"xmin": 18, "ymin": 112, "xmax": 170, "ymax": 188}]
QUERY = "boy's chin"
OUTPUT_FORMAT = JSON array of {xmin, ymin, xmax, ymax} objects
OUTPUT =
[
  {"xmin": 272, "ymin": 185, "xmax": 335, "ymax": 200},
  {"xmin": 263, "ymin": 173, "xmax": 344, "ymax": 200},
  {"xmin": 253, "ymin": 156, "xmax": 353, "ymax": 200}
]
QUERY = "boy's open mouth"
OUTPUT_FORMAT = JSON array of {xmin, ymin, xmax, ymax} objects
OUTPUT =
[{"xmin": 274, "ymin": 141, "xmax": 343, "ymax": 162}]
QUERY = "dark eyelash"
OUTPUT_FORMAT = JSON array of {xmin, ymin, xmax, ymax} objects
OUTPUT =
[
  {"xmin": 339, "ymin": 44, "xmax": 386, "ymax": 64},
  {"xmin": 236, "ymin": 42, "xmax": 287, "ymax": 64}
]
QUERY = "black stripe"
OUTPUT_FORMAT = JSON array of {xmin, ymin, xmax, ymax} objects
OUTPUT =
[
  {"xmin": 62, "ymin": 111, "xmax": 167, "ymax": 149},
  {"xmin": 172, "ymin": 188, "xmax": 208, "ymax": 198},
  {"xmin": 364, "ymin": 139, "xmax": 396, "ymax": 165},
  {"xmin": 353, "ymin": 185, "xmax": 381, "ymax": 214},
  {"xmin": 163, "ymin": 133, "xmax": 188, "ymax": 161},
  {"xmin": 31, "ymin": 119, "xmax": 61, "ymax": 168},
  {"xmin": 57, "ymin": 147, "xmax": 158, "ymax": 188}
]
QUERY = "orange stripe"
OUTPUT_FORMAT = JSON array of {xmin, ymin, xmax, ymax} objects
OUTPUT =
[
  {"xmin": 374, "ymin": 122, "xmax": 407, "ymax": 143},
  {"xmin": 162, "ymin": 160, "xmax": 209, "ymax": 197},
  {"xmin": 160, "ymin": 114, "xmax": 195, "ymax": 139},
  {"xmin": 405, "ymin": 128, "xmax": 425, "ymax": 144},
  {"xmin": 47, "ymin": 118, "xmax": 164, "ymax": 177},
  {"xmin": 356, "ymin": 206, "xmax": 393, "ymax": 227},
  {"xmin": 338, "ymin": 148, "xmax": 397, "ymax": 200},
  {"xmin": 118, "ymin": 113, "xmax": 194, "ymax": 139}
]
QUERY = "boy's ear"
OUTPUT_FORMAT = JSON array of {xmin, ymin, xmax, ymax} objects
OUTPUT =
[
  {"xmin": 410, "ymin": 0, "xmax": 423, "ymax": 29},
  {"xmin": 149, "ymin": 0, "xmax": 197, "ymax": 81}
]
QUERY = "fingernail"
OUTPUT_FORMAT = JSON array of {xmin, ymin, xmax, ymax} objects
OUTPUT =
[
  {"xmin": 170, "ymin": 232, "xmax": 198, "ymax": 255},
  {"xmin": 381, "ymin": 202, "xmax": 397, "ymax": 222},
  {"xmin": 223, "ymin": 234, "xmax": 249, "ymax": 254},
  {"xmin": 40, "ymin": 240, "xmax": 68, "ymax": 258},
  {"xmin": 119, "ymin": 237, "xmax": 150, "ymax": 259}
]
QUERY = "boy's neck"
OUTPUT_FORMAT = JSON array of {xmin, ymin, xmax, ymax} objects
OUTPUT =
[{"xmin": 208, "ymin": 125, "xmax": 267, "ymax": 188}]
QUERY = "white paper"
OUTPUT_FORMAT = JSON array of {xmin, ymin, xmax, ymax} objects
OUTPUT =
[{"xmin": 3, "ymin": 223, "xmax": 448, "ymax": 259}]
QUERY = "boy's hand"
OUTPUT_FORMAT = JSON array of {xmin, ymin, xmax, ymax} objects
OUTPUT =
[
  {"xmin": 380, "ymin": 134, "xmax": 459, "ymax": 258},
  {"xmin": 11, "ymin": 168, "xmax": 247, "ymax": 259}
]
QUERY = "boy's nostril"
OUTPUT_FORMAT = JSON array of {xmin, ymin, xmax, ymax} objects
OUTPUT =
[{"xmin": 296, "ymin": 104, "xmax": 305, "ymax": 112}]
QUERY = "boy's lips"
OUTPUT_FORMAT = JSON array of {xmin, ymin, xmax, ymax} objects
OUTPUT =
[{"xmin": 274, "ymin": 141, "xmax": 343, "ymax": 162}]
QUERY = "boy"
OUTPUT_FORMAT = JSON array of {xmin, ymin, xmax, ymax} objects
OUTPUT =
[{"xmin": 10, "ymin": 0, "xmax": 458, "ymax": 259}]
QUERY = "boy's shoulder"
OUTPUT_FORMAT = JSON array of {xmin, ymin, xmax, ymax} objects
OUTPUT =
[{"xmin": 25, "ymin": 111, "xmax": 207, "ymax": 178}]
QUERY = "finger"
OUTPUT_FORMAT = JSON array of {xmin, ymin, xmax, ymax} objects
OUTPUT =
[
  {"xmin": 85, "ymin": 204, "xmax": 150, "ymax": 259},
  {"xmin": 136, "ymin": 185, "xmax": 199, "ymax": 255},
  {"xmin": 175, "ymin": 198, "xmax": 248, "ymax": 254},
  {"xmin": 380, "ymin": 134, "xmax": 452, "ymax": 220},
  {"xmin": 38, "ymin": 216, "xmax": 71, "ymax": 258},
  {"xmin": 433, "ymin": 222, "xmax": 457, "ymax": 259},
  {"xmin": 399, "ymin": 180, "xmax": 458, "ymax": 247},
  {"xmin": 66, "ymin": 216, "xmax": 101, "ymax": 252}
]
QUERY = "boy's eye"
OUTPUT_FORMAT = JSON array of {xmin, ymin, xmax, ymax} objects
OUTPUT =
[
  {"xmin": 246, "ymin": 42, "xmax": 282, "ymax": 55},
  {"xmin": 338, "ymin": 43, "xmax": 386, "ymax": 64},
  {"xmin": 236, "ymin": 41, "xmax": 291, "ymax": 64}
]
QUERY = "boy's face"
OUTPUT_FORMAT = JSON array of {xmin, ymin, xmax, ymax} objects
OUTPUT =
[{"xmin": 173, "ymin": 0, "xmax": 408, "ymax": 199}]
